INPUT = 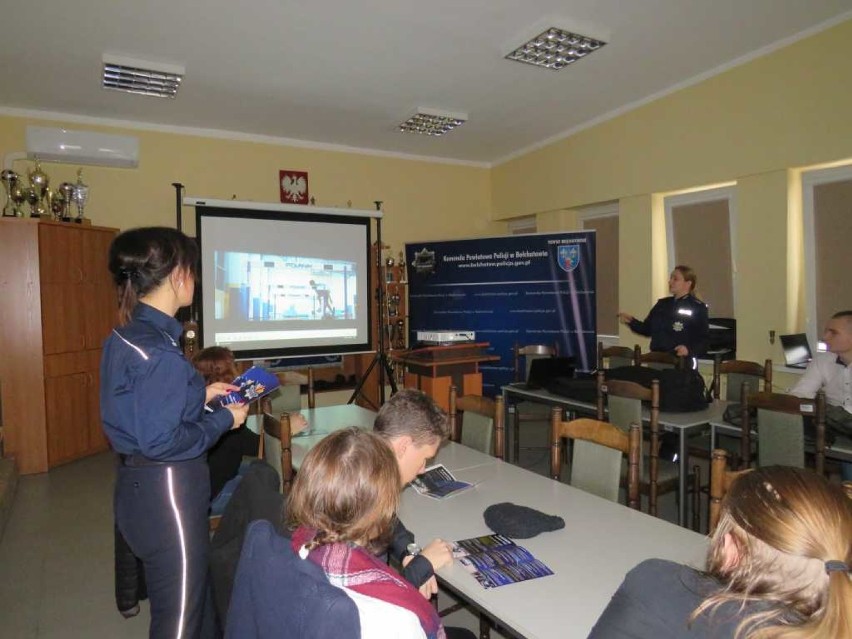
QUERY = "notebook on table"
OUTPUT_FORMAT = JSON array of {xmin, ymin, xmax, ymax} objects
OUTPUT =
[
  {"xmin": 522, "ymin": 357, "xmax": 575, "ymax": 389},
  {"xmin": 780, "ymin": 334, "xmax": 813, "ymax": 370}
]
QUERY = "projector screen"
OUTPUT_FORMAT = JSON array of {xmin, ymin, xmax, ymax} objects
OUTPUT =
[{"xmin": 194, "ymin": 201, "xmax": 374, "ymax": 360}]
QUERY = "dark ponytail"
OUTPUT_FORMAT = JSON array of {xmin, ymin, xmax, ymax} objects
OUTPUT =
[{"xmin": 108, "ymin": 227, "xmax": 198, "ymax": 325}]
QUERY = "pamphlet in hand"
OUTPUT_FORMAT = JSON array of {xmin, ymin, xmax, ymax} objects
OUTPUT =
[
  {"xmin": 411, "ymin": 464, "xmax": 475, "ymax": 500},
  {"xmin": 452, "ymin": 533, "xmax": 554, "ymax": 589},
  {"xmin": 218, "ymin": 366, "xmax": 280, "ymax": 407}
]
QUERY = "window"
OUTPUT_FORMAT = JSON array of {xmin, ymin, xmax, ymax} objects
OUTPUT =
[
  {"xmin": 507, "ymin": 215, "xmax": 536, "ymax": 235},
  {"xmin": 664, "ymin": 186, "xmax": 736, "ymax": 319},
  {"xmin": 579, "ymin": 202, "xmax": 619, "ymax": 336},
  {"xmin": 802, "ymin": 164, "xmax": 852, "ymax": 343}
]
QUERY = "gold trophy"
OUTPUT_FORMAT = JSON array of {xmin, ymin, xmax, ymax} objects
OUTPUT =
[
  {"xmin": 27, "ymin": 160, "xmax": 49, "ymax": 217},
  {"xmin": 1, "ymin": 169, "xmax": 20, "ymax": 217},
  {"xmin": 58, "ymin": 182, "xmax": 75, "ymax": 222},
  {"xmin": 72, "ymin": 169, "xmax": 89, "ymax": 223},
  {"xmin": 385, "ymin": 252, "xmax": 395, "ymax": 283}
]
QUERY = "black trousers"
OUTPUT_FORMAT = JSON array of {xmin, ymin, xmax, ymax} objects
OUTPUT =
[{"xmin": 115, "ymin": 456, "xmax": 212, "ymax": 639}]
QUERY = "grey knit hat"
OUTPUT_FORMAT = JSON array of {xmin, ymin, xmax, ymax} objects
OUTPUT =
[{"xmin": 483, "ymin": 502, "xmax": 565, "ymax": 539}]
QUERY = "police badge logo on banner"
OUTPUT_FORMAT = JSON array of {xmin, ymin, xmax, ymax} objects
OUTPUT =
[{"xmin": 557, "ymin": 244, "xmax": 580, "ymax": 272}]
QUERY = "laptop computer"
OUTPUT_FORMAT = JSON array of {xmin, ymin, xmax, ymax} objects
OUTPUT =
[
  {"xmin": 523, "ymin": 357, "xmax": 575, "ymax": 389},
  {"xmin": 779, "ymin": 333, "xmax": 813, "ymax": 369}
]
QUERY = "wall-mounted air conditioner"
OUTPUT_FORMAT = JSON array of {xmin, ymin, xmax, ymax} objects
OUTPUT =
[{"xmin": 26, "ymin": 126, "xmax": 139, "ymax": 168}]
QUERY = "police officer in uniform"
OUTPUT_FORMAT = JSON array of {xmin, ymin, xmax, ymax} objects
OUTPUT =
[
  {"xmin": 618, "ymin": 265, "xmax": 709, "ymax": 359},
  {"xmin": 100, "ymin": 227, "xmax": 249, "ymax": 638}
]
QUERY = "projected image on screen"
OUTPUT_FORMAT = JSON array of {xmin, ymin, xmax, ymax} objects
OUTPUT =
[
  {"xmin": 214, "ymin": 251, "xmax": 358, "ymax": 322},
  {"xmin": 195, "ymin": 204, "xmax": 373, "ymax": 360}
]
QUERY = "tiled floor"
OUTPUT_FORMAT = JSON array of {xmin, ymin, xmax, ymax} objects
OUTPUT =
[{"xmin": 0, "ymin": 419, "xmax": 693, "ymax": 639}]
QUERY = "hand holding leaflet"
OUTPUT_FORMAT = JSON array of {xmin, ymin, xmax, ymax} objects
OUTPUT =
[
  {"xmin": 411, "ymin": 464, "xmax": 475, "ymax": 500},
  {"xmin": 218, "ymin": 366, "xmax": 280, "ymax": 407}
]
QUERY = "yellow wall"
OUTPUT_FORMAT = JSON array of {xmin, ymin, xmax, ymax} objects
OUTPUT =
[
  {"xmin": 491, "ymin": 18, "xmax": 852, "ymax": 368},
  {"xmin": 0, "ymin": 117, "xmax": 497, "ymax": 251}
]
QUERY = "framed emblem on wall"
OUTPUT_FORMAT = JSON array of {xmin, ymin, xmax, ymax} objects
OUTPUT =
[{"xmin": 279, "ymin": 170, "xmax": 309, "ymax": 204}]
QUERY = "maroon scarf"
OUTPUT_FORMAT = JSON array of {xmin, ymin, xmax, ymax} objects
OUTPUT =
[{"xmin": 292, "ymin": 526, "xmax": 445, "ymax": 639}]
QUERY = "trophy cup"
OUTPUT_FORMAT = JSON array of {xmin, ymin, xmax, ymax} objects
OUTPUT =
[
  {"xmin": 398, "ymin": 250, "xmax": 407, "ymax": 283},
  {"xmin": 27, "ymin": 160, "xmax": 50, "ymax": 216},
  {"xmin": 10, "ymin": 182, "xmax": 26, "ymax": 217},
  {"xmin": 1, "ymin": 169, "xmax": 20, "ymax": 217},
  {"xmin": 385, "ymin": 253, "xmax": 395, "ymax": 283},
  {"xmin": 50, "ymin": 189, "xmax": 66, "ymax": 221},
  {"xmin": 24, "ymin": 185, "xmax": 43, "ymax": 218},
  {"xmin": 72, "ymin": 168, "xmax": 89, "ymax": 223},
  {"xmin": 58, "ymin": 182, "xmax": 75, "ymax": 222}
]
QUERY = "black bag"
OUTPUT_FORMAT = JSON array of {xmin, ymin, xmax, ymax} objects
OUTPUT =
[
  {"xmin": 546, "ymin": 376, "xmax": 598, "ymax": 403},
  {"xmin": 604, "ymin": 366, "xmax": 709, "ymax": 413}
]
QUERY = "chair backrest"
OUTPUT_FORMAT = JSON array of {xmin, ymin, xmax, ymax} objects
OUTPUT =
[
  {"xmin": 597, "ymin": 371, "xmax": 662, "ymax": 515},
  {"xmin": 741, "ymin": 390, "xmax": 825, "ymax": 473},
  {"xmin": 448, "ymin": 385, "xmax": 505, "ymax": 459},
  {"xmin": 712, "ymin": 358, "xmax": 771, "ymax": 401},
  {"xmin": 597, "ymin": 342, "xmax": 639, "ymax": 369},
  {"xmin": 261, "ymin": 410, "xmax": 293, "ymax": 494},
  {"xmin": 550, "ymin": 411, "xmax": 641, "ymax": 508},
  {"xmin": 708, "ymin": 448, "xmax": 752, "ymax": 532},
  {"xmin": 513, "ymin": 342, "xmax": 557, "ymax": 382},
  {"xmin": 637, "ymin": 350, "xmax": 682, "ymax": 370}
]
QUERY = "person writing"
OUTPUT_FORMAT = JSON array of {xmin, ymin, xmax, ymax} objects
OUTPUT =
[
  {"xmin": 618, "ymin": 265, "xmax": 709, "ymax": 358},
  {"xmin": 588, "ymin": 465, "xmax": 852, "ymax": 638},
  {"xmin": 790, "ymin": 310, "xmax": 852, "ymax": 480},
  {"xmin": 100, "ymin": 227, "xmax": 250, "ymax": 638}
]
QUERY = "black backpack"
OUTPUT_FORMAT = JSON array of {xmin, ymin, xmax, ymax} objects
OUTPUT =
[{"xmin": 605, "ymin": 366, "xmax": 709, "ymax": 413}]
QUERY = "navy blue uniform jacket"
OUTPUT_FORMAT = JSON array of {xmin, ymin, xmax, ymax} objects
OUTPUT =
[
  {"xmin": 628, "ymin": 294, "xmax": 709, "ymax": 357},
  {"xmin": 100, "ymin": 303, "xmax": 233, "ymax": 461}
]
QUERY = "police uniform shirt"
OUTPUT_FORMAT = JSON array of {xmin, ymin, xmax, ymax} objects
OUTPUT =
[
  {"xmin": 628, "ymin": 294, "xmax": 709, "ymax": 356},
  {"xmin": 100, "ymin": 303, "xmax": 233, "ymax": 461}
]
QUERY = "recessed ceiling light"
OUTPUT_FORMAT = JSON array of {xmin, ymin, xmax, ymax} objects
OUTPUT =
[
  {"xmin": 506, "ymin": 27, "xmax": 605, "ymax": 70},
  {"xmin": 399, "ymin": 108, "xmax": 468, "ymax": 136},
  {"xmin": 102, "ymin": 54, "xmax": 184, "ymax": 98}
]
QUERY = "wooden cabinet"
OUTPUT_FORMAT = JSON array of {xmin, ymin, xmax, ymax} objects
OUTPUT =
[{"xmin": 0, "ymin": 220, "xmax": 117, "ymax": 474}]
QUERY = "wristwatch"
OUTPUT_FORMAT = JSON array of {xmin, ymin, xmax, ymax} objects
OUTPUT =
[{"xmin": 406, "ymin": 542, "xmax": 422, "ymax": 557}]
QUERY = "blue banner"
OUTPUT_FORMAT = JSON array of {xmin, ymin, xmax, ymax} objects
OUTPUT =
[{"xmin": 405, "ymin": 231, "xmax": 596, "ymax": 396}]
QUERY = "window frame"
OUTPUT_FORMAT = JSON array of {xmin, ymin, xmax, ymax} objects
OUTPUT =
[
  {"xmin": 801, "ymin": 163, "xmax": 852, "ymax": 348},
  {"xmin": 578, "ymin": 201, "xmax": 619, "ymax": 339},
  {"xmin": 664, "ymin": 185, "xmax": 738, "ymax": 317}
]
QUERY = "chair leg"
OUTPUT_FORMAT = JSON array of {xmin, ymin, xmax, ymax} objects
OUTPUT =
[
  {"xmin": 691, "ymin": 464, "xmax": 701, "ymax": 533},
  {"xmin": 479, "ymin": 613, "xmax": 492, "ymax": 639},
  {"xmin": 513, "ymin": 407, "xmax": 520, "ymax": 463}
]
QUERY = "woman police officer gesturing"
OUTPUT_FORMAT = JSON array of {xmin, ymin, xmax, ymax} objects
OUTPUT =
[
  {"xmin": 100, "ymin": 227, "xmax": 249, "ymax": 638},
  {"xmin": 618, "ymin": 265, "xmax": 709, "ymax": 359}
]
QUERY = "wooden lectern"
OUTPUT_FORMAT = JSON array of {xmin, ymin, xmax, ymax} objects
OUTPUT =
[{"xmin": 392, "ymin": 343, "xmax": 499, "ymax": 411}]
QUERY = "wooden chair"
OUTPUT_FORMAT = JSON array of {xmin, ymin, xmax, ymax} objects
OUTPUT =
[
  {"xmin": 597, "ymin": 371, "xmax": 700, "ymax": 527},
  {"xmin": 448, "ymin": 386, "xmax": 505, "ymax": 459},
  {"xmin": 550, "ymin": 412, "xmax": 641, "ymax": 509},
  {"xmin": 597, "ymin": 342, "xmax": 639, "ymax": 369},
  {"xmin": 637, "ymin": 350, "xmax": 683, "ymax": 370},
  {"xmin": 708, "ymin": 448, "xmax": 751, "ymax": 532},
  {"xmin": 712, "ymin": 358, "xmax": 771, "ymax": 400},
  {"xmin": 740, "ymin": 389, "xmax": 826, "ymax": 474},
  {"xmin": 510, "ymin": 342, "xmax": 558, "ymax": 461},
  {"xmin": 262, "ymin": 409, "xmax": 294, "ymax": 495}
]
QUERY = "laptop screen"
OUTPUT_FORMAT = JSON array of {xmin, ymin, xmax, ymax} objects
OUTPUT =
[
  {"xmin": 779, "ymin": 334, "xmax": 812, "ymax": 367},
  {"xmin": 526, "ymin": 357, "xmax": 575, "ymax": 388}
]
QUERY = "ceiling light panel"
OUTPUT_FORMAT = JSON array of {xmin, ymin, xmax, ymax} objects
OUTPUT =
[
  {"xmin": 102, "ymin": 54, "xmax": 184, "ymax": 98},
  {"xmin": 506, "ymin": 27, "xmax": 605, "ymax": 70},
  {"xmin": 399, "ymin": 108, "xmax": 467, "ymax": 136}
]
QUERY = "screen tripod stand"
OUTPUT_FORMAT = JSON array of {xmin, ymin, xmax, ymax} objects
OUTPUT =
[{"xmin": 349, "ymin": 201, "xmax": 398, "ymax": 409}]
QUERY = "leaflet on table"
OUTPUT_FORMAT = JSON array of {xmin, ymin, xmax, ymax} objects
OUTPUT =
[
  {"xmin": 218, "ymin": 366, "xmax": 280, "ymax": 407},
  {"xmin": 452, "ymin": 534, "xmax": 553, "ymax": 588},
  {"xmin": 410, "ymin": 463, "xmax": 475, "ymax": 499}
]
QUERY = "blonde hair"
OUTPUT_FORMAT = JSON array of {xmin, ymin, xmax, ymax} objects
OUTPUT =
[
  {"xmin": 695, "ymin": 466, "xmax": 852, "ymax": 638},
  {"xmin": 286, "ymin": 428, "xmax": 401, "ymax": 551},
  {"xmin": 672, "ymin": 264, "xmax": 699, "ymax": 298}
]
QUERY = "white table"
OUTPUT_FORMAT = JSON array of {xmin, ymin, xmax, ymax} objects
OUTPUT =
[
  {"xmin": 502, "ymin": 383, "xmax": 729, "ymax": 527},
  {"xmin": 399, "ymin": 443, "xmax": 707, "ymax": 639}
]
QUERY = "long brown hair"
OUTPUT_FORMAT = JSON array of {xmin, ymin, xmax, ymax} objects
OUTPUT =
[
  {"xmin": 108, "ymin": 227, "xmax": 199, "ymax": 325},
  {"xmin": 192, "ymin": 346, "xmax": 237, "ymax": 384},
  {"xmin": 287, "ymin": 428, "xmax": 401, "ymax": 552},
  {"xmin": 695, "ymin": 466, "xmax": 852, "ymax": 638}
]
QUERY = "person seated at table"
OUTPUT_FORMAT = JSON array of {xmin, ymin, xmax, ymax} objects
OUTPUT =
[
  {"xmin": 790, "ymin": 310, "xmax": 852, "ymax": 481},
  {"xmin": 617, "ymin": 265, "xmax": 709, "ymax": 359},
  {"xmin": 289, "ymin": 427, "xmax": 448, "ymax": 638},
  {"xmin": 192, "ymin": 346, "xmax": 307, "ymax": 499},
  {"xmin": 373, "ymin": 390, "xmax": 455, "ymax": 597},
  {"xmin": 588, "ymin": 465, "xmax": 852, "ymax": 638}
]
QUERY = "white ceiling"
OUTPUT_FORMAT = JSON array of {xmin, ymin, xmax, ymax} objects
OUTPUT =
[{"xmin": 1, "ymin": 0, "xmax": 851, "ymax": 165}]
